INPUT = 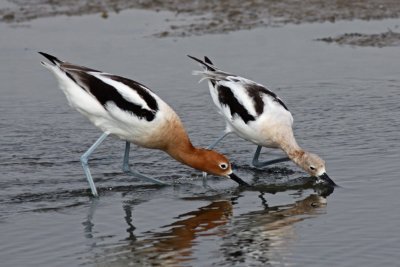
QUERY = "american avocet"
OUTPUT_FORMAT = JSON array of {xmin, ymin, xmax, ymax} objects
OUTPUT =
[
  {"xmin": 188, "ymin": 56, "xmax": 335, "ymax": 186},
  {"xmin": 39, "ymin": 52, "xmax": 248, "ymax": 196}
]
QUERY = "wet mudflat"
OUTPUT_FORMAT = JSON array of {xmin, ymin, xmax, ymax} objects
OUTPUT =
[
  {"xmin": 2, "ymin": 0, "xmax": 400, "ymax": 43},
  {"xmin": 1, "ymin": 6, "xmax": 400, "ymax": 267}
]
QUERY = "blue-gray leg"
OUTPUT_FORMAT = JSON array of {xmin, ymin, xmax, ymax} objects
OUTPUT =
[
  {"xmin": 207, "ymin": 131, "xmax": 231, "ymax": 149},
  {"xmin": 81, "ymin": 132, "xmax": 110, "ymax": 197},
  {"xmin": 126, "ymin": 168, "xmax": 168, "ymax": 185},
  {"xmin": 122, "ymin": 141, "xmax": 168, "ymax": 186},
  {"xmin": 252, "ymin": 145, "xmax": 290, "ymax": 168},
  {"xmin": 123, "ymin": 141, "xmax": 131, "ymax": 173}
]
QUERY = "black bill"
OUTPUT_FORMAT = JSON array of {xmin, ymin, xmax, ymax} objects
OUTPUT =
[
  {"xmin": 318, "ymin": 172, "xmax": 337, "ymax": 187},
  {"xmin": 229, "ymin": 173, "xmax": 250, "ymax": 187}
]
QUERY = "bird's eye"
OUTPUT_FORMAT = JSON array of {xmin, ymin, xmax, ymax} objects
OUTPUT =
[
  {"xmin": 219, "ymin": 163, "xmax": 228, "ymax": 170},
  {"xmin": 310, "ymin": 166, "xmax": 316, "ymax": 170}
]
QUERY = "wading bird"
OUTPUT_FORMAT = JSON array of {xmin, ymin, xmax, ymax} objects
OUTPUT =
[
  {"xmin": 189, "ymin": 56, "xmax": 335, "ymax": 186},
  {"xmin": 39, "ymin": 52, "xmax": 248, "ymax": 196}
]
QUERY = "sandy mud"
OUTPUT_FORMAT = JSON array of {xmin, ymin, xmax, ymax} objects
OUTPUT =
[{"xmin": 2, "ymin": 0, "xmax": 400, "ymax": 45}]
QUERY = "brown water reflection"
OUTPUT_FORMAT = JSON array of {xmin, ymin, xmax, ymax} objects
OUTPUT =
[
  {"xmin": 135, "ymin": 200, "xmax": 233, "ymax": 266},
  {"xmin": 84, "ymin": 192, "xmax": 327, "ymax": 266},
  {"xmin": 84, "ymin": 199, "xmax": 232, "ymax": 266}
]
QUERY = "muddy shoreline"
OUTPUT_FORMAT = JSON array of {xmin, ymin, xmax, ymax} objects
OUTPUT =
[{"xmin": 2, "ymin": 0, "xmax": 400, "ymax": 46}]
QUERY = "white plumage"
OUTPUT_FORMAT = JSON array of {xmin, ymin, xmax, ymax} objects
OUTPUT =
[
  {"xmin": 40, "ymin": 55, "xmax": 174, "ymax": 148},
  {"xmin": 39, "ymin": 52, "xmax": 248, "ymax": 196},
  {"xmin": 189, "ymin": 55, "xmax": 335, "ymax": 186}
]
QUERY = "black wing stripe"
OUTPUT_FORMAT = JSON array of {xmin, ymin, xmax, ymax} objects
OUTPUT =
[
  {"xmin": 65, "ymin": 72, "xmax": 78, "ymax": 84},
  {"xmin": 188, "ymin": 55, "xmax": 217, "ymax": 86},
  {"xmin": 188, "ymin": 55, "xmax": 217, "ymax": 71},
  {"xmin": 217, "ymin": 85, "xmax": 255, "ymax": 123},
  {"xmin": 39, "ymin": 52, "xmax": 62, "ymax": 65},
  {"xmin": 245, "ymin": 84, "xmax": 265, "ymax": 115},
  {"xmin": 188, "ymin": 55, "xmax": 289, "ymax": 112},
  {"xmin": 204, "ymin": 56, "xmax": 215, "ymax": 70},
  {"xmin": 276, "ymin": 98, "xmax": 289, "ymax": 111},
  {"xmin": 69, "ymin": 71, "xmax": 156, "ymax": 121},
  {"xmin": 245, "ymin": 84, "xmax": 289, "ymax": 111},
  {"xmin": 204, "ymin": 56, "xmax": 216, "ymax": 86},
  {"xmin": 104, "ymin": 75, "xmax": 159, "ymax": 112},
  {"xmin": 62, "ymin": 63, "xmax": 101, "ymax": 73}
]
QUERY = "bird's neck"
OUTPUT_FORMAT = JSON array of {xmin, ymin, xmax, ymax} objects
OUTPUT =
[
  {"xmin": 157, "ymin": 114, "xmax": 208, "ymax": 171},
  {"xmin": 278, "ymin": 131, "xmax": 305, "ymax": 165},
  {"xmin": 165, "ymin": 135, "xmax": 206, "ymax": 172}
]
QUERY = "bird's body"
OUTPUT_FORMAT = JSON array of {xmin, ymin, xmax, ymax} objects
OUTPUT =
[
  {"xmin": 40, "ymin": 52, "xmax": 247, "ymax": 196},
  {"xmin": 189, "ymin": 56, "xmax": 335, "ymax": 185},
  {"xmin": 43, "ymin": 58, "xmax": 180, "ymax": 149},
  {"xmin": 191, "ymin": 57, "xmax": 298, "ymax": 152},
  {"xmin": 207, "ymin": 75, "xmax": 293, "ymax": 149}
]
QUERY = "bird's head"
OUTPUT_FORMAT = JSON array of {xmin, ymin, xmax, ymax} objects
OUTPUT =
[
  {"xmin": 199, "ymin": 149, "xmax": 249, "ymax": 186},
  {"xmin": 295, "ymin": 151, "xmax": 336, "ymax": 186}
]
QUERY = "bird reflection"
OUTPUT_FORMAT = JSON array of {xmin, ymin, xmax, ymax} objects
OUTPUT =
[
  {"xmin": 83, "ymin": 199, "xmax": 232, "ymax": 267},
  {"xmin": 219, "ymin": 193, "xmax": 328, "ymax": 265},
  {"xmin": 83, "ymin": 187, "xmax": 332, "ymax": 266},
  {"xmin": 141, "ymin": 200, "xmax": 232, "ymax": 262}
]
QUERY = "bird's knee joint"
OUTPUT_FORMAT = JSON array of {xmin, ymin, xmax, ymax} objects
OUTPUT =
[{"xmin": 80, "ymin": 155, "xmax": 88, "ymax": 165}]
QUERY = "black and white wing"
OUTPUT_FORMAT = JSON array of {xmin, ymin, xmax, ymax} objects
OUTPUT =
[
  {"xmin": 39, "ymin": 52, "xmax": 161, "ymax": 123},
  {"xmin": 189, "ymin": 55, "xmax": 291, "ymax": 127}
]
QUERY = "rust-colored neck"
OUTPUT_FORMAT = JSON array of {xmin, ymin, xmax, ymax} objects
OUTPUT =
[
  {"xmin": 165, "ymin": 137, "xmax": 208, "ymax": 172},
  {"xmin": 160, "ymin": 112, "xmax": 213, "ymax": 173}
]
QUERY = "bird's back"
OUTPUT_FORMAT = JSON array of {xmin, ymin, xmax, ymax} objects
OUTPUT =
[
  {"xmin": 190, "ymin": 56, "xmax": 293, "ymax": 147},
  {"xmin": 212, "ymin": 78, "xmax": 293, "ymax": 147},
  {"xmin": 40, "ymin": 53, "xmax": 184, "ymax": 149}
]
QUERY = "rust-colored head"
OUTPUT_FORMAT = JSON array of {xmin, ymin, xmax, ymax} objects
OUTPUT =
[
  {"xmin": 195, "ymin": 149, "xmax": 249, "ymax": 186},
  {"xmin": 196, "ymin": 149, "xmax": 232, "ymax": 176},
  {"xmin": 165, "ymin": 138, "xmax": 249, "ymax": 186}
]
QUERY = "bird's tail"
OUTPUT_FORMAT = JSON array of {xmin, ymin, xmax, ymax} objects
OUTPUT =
[
  {"xmin": 38, "ymin": 52, "xmax": 63, "ymax": 69},
  {"xmin": 187, "ymin": 55, "xmax": 217, "ymax": 71},
  {"xmin": 204, "ymin": 56, "xmax": 215, "ymax": 70},
  {"xmin": 188, "ymin": 55, "xmax": 233, "ymax": 84}
]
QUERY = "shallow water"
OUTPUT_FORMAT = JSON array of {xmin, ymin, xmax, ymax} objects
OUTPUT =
[{"xmin": 1, "ymin": 10, "xmax": 399, "ymax": 267}]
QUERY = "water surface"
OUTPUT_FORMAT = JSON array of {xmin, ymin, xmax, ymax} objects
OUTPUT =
[{"xmin": 0, "ymin": 10, "xmax": 399, "ymax": 267}]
